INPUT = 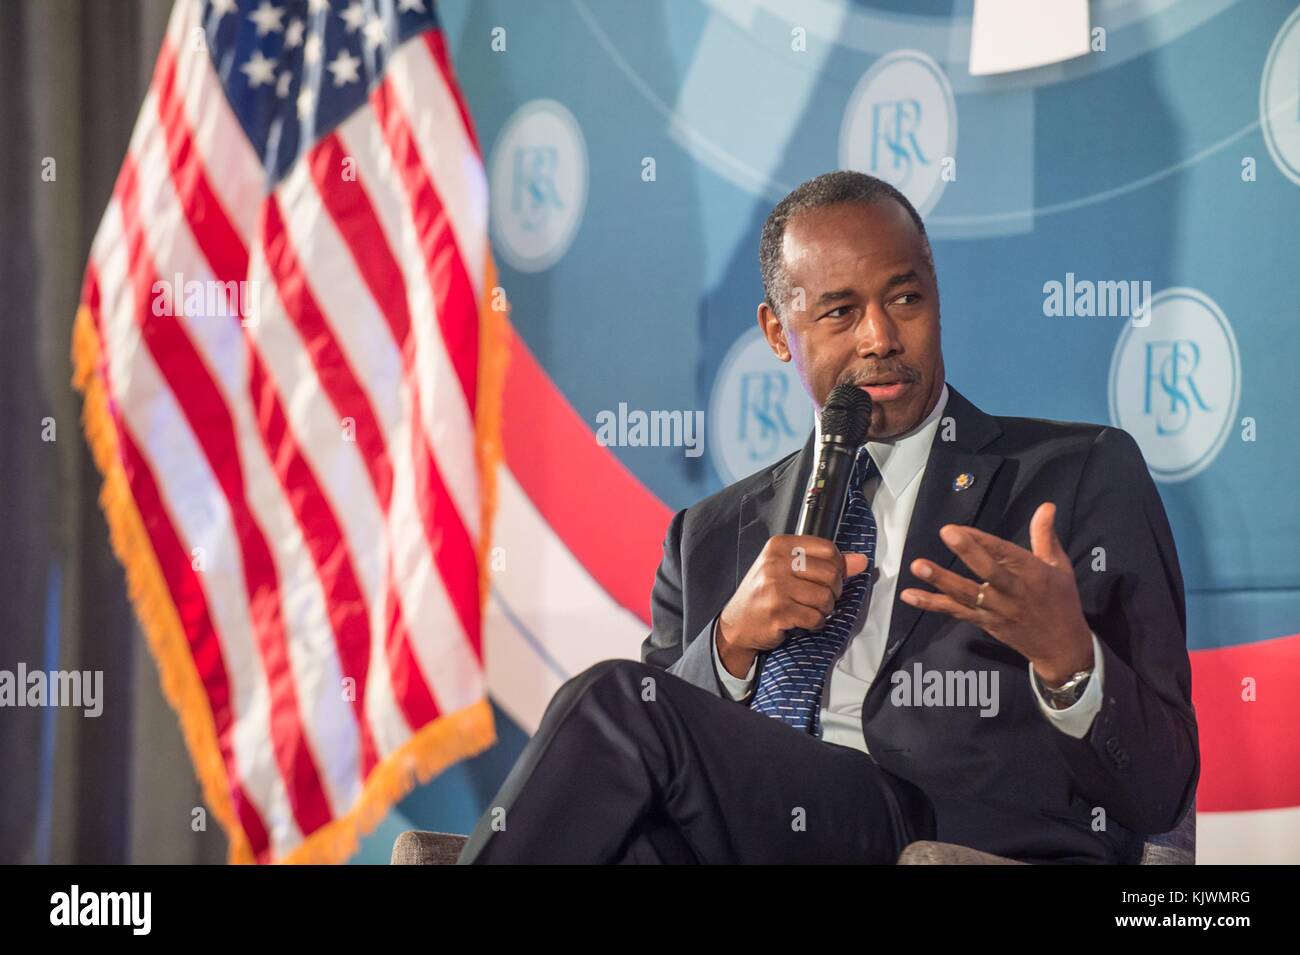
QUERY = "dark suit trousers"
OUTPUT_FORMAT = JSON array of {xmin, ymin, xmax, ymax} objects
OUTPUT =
[{"xmin": 456, "ymin": 659, "xmax": 936, "ymax": 863}]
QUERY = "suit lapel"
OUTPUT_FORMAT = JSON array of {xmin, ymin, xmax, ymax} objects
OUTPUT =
[
  {"xmin": 879, "ymin": 388, "xmax": 1004, "ymax": 676},
  {"xmin": 735, "ymin": 430, "xmax": 816, "ymax": 589},
  {"xmin": 732, "ymin": 384, "xmax": 1006, "ymax": 678}
]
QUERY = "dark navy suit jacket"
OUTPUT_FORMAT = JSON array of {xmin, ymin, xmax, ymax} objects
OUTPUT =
[{"xmin": 641, "ymin": 383, "xmax": 1199, "ymax": 863}]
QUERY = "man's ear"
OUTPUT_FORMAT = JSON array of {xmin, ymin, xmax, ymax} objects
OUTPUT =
[{"xmin": 758, "ymin": 302, "xmax": 791, "ymax": 362}]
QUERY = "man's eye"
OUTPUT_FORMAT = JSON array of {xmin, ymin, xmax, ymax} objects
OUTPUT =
[
  {"xmin": 894, "ymin": 293, "xmax": 921, "ymax": 306},
  {"xmin": 824, "ymin": 306, "xmax": 852, "ymax": 319}
]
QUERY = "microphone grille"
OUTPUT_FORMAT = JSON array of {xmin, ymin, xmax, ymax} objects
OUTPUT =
[{"xmin": 820, "ymin": 382, "xmax": 873, "ymax": 446}]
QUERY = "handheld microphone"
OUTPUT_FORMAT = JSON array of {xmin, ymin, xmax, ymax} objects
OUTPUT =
[{"xmin": 796, "ymin": 383, "xmax": 873, "ymax": 540}]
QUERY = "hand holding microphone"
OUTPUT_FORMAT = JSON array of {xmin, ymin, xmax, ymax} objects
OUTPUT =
[{"xmin": 716, "ymin": 384, "xmax": 873, "ymax": 678}]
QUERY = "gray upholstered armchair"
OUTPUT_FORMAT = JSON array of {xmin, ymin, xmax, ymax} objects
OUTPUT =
[
  {"xmin": 897, "ymin": 797, "xmax": 1197, "ymax": 864},
  {"xmin": 391, "ymin": 797, "xmax": 1196, "ymax": 865}
]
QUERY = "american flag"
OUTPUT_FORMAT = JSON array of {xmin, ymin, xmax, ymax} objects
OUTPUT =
[{"xmin": 71, "ymin": 0, "xmax": 506, "ymax": 863}]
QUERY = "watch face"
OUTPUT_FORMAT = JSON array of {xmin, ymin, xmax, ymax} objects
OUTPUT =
[
  {"xmin": 1056, "ymin": 676, "xmax": 1089, "ymax": 707},
  {"xmin": 1038, "ymin": 672, "xmax": 1088, "ymax": 708}
]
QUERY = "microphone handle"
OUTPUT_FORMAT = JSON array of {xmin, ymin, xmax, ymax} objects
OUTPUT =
[{"xmin": 796, "ymin": 439, "xmax": 858, "ymax": 540}]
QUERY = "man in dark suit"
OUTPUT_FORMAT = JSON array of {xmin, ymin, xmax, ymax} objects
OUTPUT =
[{"xmin": 458, "ymin": 171, "xmax": 1198, "ymax": 864}]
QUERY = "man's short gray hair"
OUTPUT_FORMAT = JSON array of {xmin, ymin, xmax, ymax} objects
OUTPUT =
[{"xmin": 759, "ymin": 170, "xmax": 934, "ymax": 322}]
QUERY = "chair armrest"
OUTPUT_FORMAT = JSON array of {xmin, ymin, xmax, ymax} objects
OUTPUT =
[
  {"xmin": 897, "ymin": 840, "xmax": 1029, "ymax": 864},
  {"xmin": 1139, "ymin": 795, "xmax": 1196, "ymax": 865},
  {"xmin": 391, "ymin": 831, "xmax": 470, "ymax": 865}
]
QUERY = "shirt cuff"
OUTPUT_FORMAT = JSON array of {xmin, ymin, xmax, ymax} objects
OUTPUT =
[
  {"xmin": 711, "ymin": 616, "xmax": 757, "ymax": 701},
  {"xmin": 1029, "ymin": 631, "xmax": 1105, "ymax": 738}
]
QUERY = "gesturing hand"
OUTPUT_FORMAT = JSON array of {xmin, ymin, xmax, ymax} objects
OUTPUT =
[{"xmin": 898, "ymin": 502, "xmax": 1094, "ymax": 685}]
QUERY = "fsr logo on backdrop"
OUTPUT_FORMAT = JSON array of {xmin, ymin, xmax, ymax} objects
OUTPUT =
[
  {"xmin": 489, "ymin": 98, "xmax": 588, "ymax": 273},
  {"xmin": 1108, "ymin": 288, "xmax": 1240, "ymax": 483},
  {"xmin": 840, "ymin": 48, "xmax": 957, "ymax": 216},
  {"xmin": 709, "ymin": 327, "xmax": 814, "ymax": 485},
  {"xmin": 1260, "ymin": 4, "xmax": 1300, "ymax": 186}
]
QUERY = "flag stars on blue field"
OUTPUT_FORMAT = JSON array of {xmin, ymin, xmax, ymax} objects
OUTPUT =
[
  {"xmin": 340, "ymin": 2, "xmax": 366, "ymax": 33},
  {"xmin": 248, "ymin": 1, "xmax": 286, "ymax": 36},
  {"xmin": 241, "ymin": 50, "xmax": 277, "ymax": 87},
  {"xmin": 201, "ymin": 0, "xmax": 442, "ymax": 185},
  {"xmin": 363, "ymin": 16, "xmax": 389, "ymax": 50},
  {"xmin": 304, "ymin": 32, "xmax": 323, "ymax": 64},
  {"xmin": 328, "ymin": 48, "xmax": 362, "ymax": 86}
]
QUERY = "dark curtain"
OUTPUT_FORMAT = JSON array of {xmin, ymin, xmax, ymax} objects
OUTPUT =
[{"xmin": 0, "ymin": 0, "xmax": 226, "ymax": 864}]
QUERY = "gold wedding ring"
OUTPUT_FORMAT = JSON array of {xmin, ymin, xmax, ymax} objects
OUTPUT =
[{"xmin": 974, "ymin": 581, "xmax": 990, "ymax": 609}]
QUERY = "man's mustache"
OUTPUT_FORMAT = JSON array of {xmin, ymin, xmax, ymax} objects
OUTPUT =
[{"xmin": 836, "ymin": 365, "xmax": 920, "ymax": 387}]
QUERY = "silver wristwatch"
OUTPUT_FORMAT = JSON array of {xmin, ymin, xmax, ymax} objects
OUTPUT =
[{"xmin": 1033, "ymin": 667, "xmax": 1093, "ymax": 710}]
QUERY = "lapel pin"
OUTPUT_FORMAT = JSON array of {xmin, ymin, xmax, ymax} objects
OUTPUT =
[{"xmin": 952, "ymin": 471, "xmax": 976, "ymax": 492}]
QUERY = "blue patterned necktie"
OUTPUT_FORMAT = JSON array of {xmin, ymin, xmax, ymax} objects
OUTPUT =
[{"xmin": 749, "ymin": 447, "xmax": 877, "ymax": 736}]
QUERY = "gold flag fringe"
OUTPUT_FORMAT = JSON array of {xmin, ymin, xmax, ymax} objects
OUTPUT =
[{"xmin": 73, "ymin": 307, "xmax": 258, "ymax": 864}]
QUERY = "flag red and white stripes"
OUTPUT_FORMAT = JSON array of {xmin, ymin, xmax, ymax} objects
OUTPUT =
[{"xmin": 72, "ymin": 0, "xmax": 506, "ymax": 864}]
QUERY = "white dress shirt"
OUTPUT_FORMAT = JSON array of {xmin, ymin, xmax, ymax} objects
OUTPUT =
[{"xmin": 710, "ymin": 383, "xmax": 1104, "ymax": 754}]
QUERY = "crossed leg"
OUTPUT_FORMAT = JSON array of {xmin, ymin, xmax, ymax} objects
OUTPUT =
[{"xmin": 457, "ymin": 659, "xmax": 936, "ymax": 864}]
